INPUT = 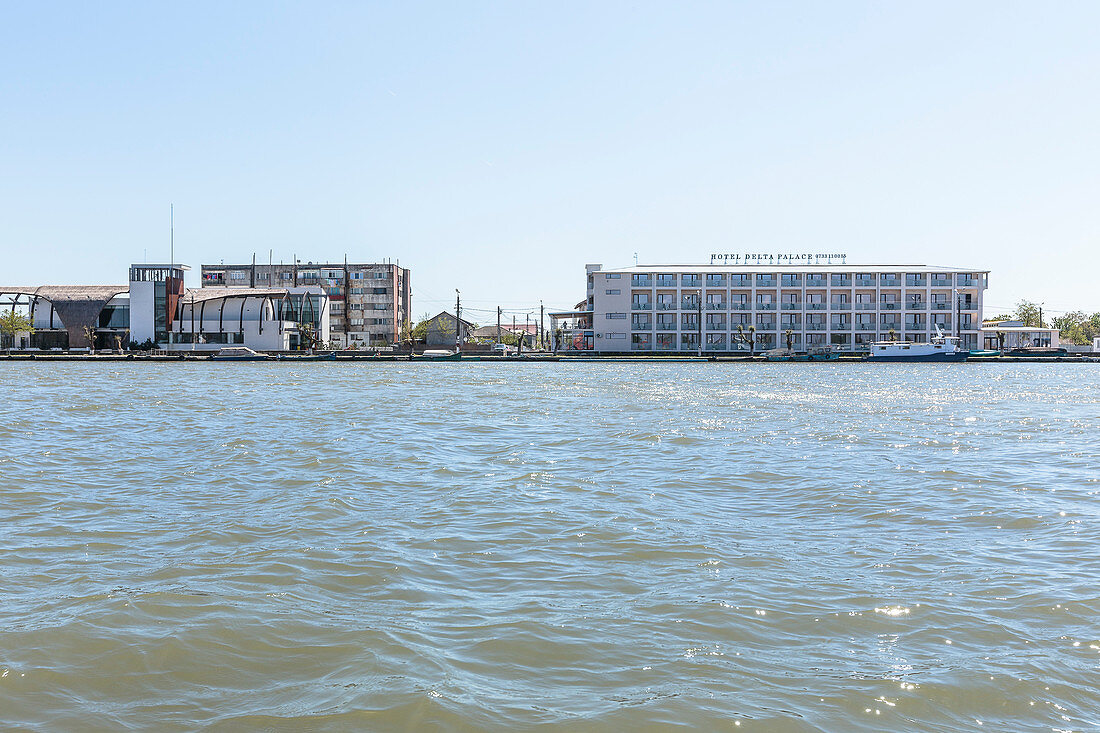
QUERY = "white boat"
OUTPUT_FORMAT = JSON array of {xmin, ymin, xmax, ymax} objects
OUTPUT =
[
  {"xmin": 864, "ymin": 328, "xmax": 968, "ymax": 362},
  {"xmin": 210, "ymin": 346, "xmax": 269, "ymax": 361}
]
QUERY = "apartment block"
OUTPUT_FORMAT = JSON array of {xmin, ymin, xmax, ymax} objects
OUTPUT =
[{"xmin": 201, "ymin": 261, "xmax": 410, "ymax": 347}]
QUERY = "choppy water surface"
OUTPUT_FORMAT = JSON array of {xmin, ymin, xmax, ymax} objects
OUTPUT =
[{"xmin": 1, "ymin": 363, "xmax": 1098, "ymax": 731}]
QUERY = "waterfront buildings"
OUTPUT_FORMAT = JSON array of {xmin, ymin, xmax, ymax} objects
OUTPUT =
[
  {"xmin": 200, "ymin": 261, "xmax": 410, "ymax": 348},
  {"xmin": 555, "ymin": 262, "xmax": 989, "ymax": 354},
  {"xmin": 979, "ymin": 319, "xmax": 1059, "ymax": 350},
  {"xmin": 1, "ymin": 264, "xmax": 329, "ymax": 352}
]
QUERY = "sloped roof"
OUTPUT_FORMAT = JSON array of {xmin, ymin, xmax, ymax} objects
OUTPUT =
[{"xmin": 0, "ymin": 285, "xmax": 128, "ymax": 301}]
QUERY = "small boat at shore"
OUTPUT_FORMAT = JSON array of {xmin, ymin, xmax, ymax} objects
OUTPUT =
[
  {"xmin": 277, "ymin": 352, "xmax": 336, "ymax": 361},
  {"xmin": 211, "ymin": 347, "xmax": 269, "ymax": 361},
  {"xmin": 766, "ymin": 346, "xmax": 839, "ymax": 362},
  {"xmin": 864, "ymin": 330, "xmax": 967, "ymax": 362}
]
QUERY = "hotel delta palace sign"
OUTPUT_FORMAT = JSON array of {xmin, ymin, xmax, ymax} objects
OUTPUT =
[{"xmin": 709, "ymin": 252, "xmax": 848, "ymax": 265}]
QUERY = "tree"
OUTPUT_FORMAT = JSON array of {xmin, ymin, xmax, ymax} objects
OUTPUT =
[
  {"xmin": 0, "ymin": 310, "xmax": 34, "ymax": 350},
  {"xmin": 1014, "ymin": 300, "xmax": 1042, "ymax": 328},
  {"xmin": 784, "ymin": 329, "xmax": 794, "ymax": 352},
  {"xmin": 996, "ymin": 330, "xmax": 1006, "ymax": 353},
  {"xmin": 82, "ymin": 325, "xmax": 96, "ymax": 354},
  {"xmin": 1052, "ymin": 311, "xmax": 1100, "ymax": 346},
  {"xmin": 985, "ymin": 313, "xmax": 1014, "ymax": 323}
]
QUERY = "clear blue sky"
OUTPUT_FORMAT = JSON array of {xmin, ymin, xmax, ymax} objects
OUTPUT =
[{"xmin": 3, "ymin": 1, "xmax": 1099, "ymax": 321}]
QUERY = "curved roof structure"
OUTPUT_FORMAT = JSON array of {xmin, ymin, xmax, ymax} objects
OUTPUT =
[{"xmin": 0, "ymin": 286, "xmax": 128, "ymax": 348}]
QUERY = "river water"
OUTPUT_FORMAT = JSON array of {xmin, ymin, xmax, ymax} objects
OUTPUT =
[{"xmin": 1, "ymin": 362, "xmax": 1098, "ymax": 731}]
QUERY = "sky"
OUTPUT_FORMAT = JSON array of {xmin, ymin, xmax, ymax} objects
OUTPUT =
[{"xmin": 2, "ymin": 1, "xmax": 1099, "ymax": 322}]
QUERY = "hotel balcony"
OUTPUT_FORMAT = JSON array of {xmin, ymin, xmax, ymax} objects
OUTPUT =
[
  {"xmin": 656, "ymin": 323, "xmax": 676, "ymax": 331},
  {"xmin": 781, "ymin": 302, "xmax": 802, "ymax": 310},
  {"xmin": 730, "ymin": 303, "xmax": 751, "ymax": 310},
  {"xmin": 831, "ymin": 277, "xmax": 852, "ymax": 287},
  {"xmin": 931, "ymin": 303, "xmax": 951, "ymax": 310},
  {"xmin": 756, "ymin": 303, "xmax": 777, "ymax": 311},
  {"xmin": 656, "ymin": 303, "xmax": 676, "ymax": 311},
  {"xmin": 907, "ymin": 302, "xmax": 925, "ymax": 310},
  {"xmin": 880, "ymin": 303, "xmax": 901, "ymax": 310},
  {"xmin": 856, "ymin": 323, "xmax": 876, "ymax": 331},
  {"xmin": 805, "ymin": 303, "xmax": 826, "ymax": 311},
  {"xmin": 805, "ymin": 323, "xmax": 827, "ymax": 331},
  {"xmin": 631, "ymin": 303, "xmax": 652, "ymax": 310},
  {"xmin": 706, "ymin": 302, "xmax": 726, "ymax": 310},
  {"xmin": 632, "ymin": 278, "xmax": 653, "ymax": 287},
  {"xmin": 805, "ymin": 277, "xmax": 827, "ymax": 287}
]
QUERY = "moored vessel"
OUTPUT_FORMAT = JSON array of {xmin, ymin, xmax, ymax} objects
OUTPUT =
[{"xmin": 863, "ymin": 330, "xmax": 967, "ymax": 362}]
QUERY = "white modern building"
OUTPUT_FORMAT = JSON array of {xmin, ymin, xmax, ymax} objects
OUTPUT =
[
  {"xmin": 200, "ymin": 260, "xmax": 409, "ymax": 348},
  {"xmin": 130, "ymin": 264, "xmax": 330, "ymax": 351},
  {"xmin": 555, "ymin": 261, "xmax": 989, "ymax": 354},
  {"xmin": 979, "ymin": 320, "xmax": 1059, "ymax": 350}
]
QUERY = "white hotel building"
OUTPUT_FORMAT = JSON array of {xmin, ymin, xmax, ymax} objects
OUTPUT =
[{"xmin": 559, "ymin": 262, "xmax": 989, "ymax": 354}]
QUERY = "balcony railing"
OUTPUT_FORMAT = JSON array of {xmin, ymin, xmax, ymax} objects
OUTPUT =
[
  {"xmin": 781, "ymin": 279, "xmax": 802, "ymax": 287},
  {"xmin": 906, "ymin": 278, "xmax": 927, "ymax": 287},
  {"xmin": 681, "ymin": 301, "xmax": 700, "ymax": 310},
  {"xmin": 656, "ymin": 279, "xmax": 677, "ymax": 287},
  {"xmin": 906, "ymin": 302, "xmax": 925, "ymax": 310},
  {"xmin": 656, "ymin": 303, "xmax": 676, "ymax": 310},
  {"xmin": 881, "ymin": 279, "xmax": 899, "ymax": 287},
  {"xmin": 730, "ymin": 303, "xmax": 750, "ymax": 310},
  {"xmin": 958, "ymin": 277, "xmax": 976, "ymax": 287},
  {"xmin": 931, "ymin": 303, "xmax": 950, "ymax": 310},
  {"xmin": 880, "ymin": 323, "xmax": 901, "ymax": 332},
  {"xmin": 831, "ymin": 277, "xmax": 852, "ymax": 287},
  {"xmin": 706, "ymin": 303, "xmax": 726, "ymax": 310},
  {"xmin": 756, "ymin": 303, "xmax": 776, "ymax": 311},
  {"xmin": 931, "ymin": 278, "xmax": 952, "ymax": 287},
  {"xmin": 781, "ymin": 302, "xmax": 802, "ymax": 310},
  {"xmin": 656, "ymin": 323, "xmax": 676, "ymax": 331},
  {"xmin": 631, "ymin": 278, "xmax": 652, "ymax": 287},
  {"xmin": 880, "ymin": 303, "xmax": 900, "ymax": 310},
  {"xmin": 830, "ymin": 303, "xmax": 851, "ymax": 310},
  {"xmin": 631, "ymin": 343, "xmax": 652, "ymax": 351},
  {"xmin": 631, "ymin": 303, "xmax": 652, "ymax": 310},
  {"xmin": 806, "ymin": 278, "xmax": 826, "ymax": 287},
  {"xmin": 632, "ymin": 322, "xmax": 652, "ymax": 331},
  {"xmin": 706, "ymin": 278, "xmax": 726, "ymax": 287},
  {"xmin": 806, "ymin": 324, "xmax": 827, "ymax": 331},
  {"xmin": 705, "ymin": 343, "xmax": 727, "ymax": 351},
  {"xmin": 805, "ymin": 303, "xmax": 826, "ymax": 310}
]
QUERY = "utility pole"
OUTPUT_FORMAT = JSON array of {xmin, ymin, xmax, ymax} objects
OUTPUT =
[
  {"xmin": 497, "ymin": 306, "xmax": 502, "ymax": 345},
  {"xmin": 956, "ymin": 295, "xmax": 961, "ymax": 339},
  {"xmin": 526, "ymin": 313, "xmax": 530, "ymax": 353},
  {"xmin": 697, "ymin": 296, "xmax": 703, "ymax": 356},
  {"xmin": 1039, "ymin": 304, "xmax": 1044, "ymax": 329},
  {"xmin": 512, "ymin": 314, "xmax": 517, "ymax": 353},
  {"xmin": 455, "ymin": 290, "xmax": 461, "ymax": 353},
  {"xmin": 540, "ymin": 300, "xmax": 544, "ymax": 350},
  {"xmin": 250, "ymin": 253, "xmax": 256, "ymax": 288}
]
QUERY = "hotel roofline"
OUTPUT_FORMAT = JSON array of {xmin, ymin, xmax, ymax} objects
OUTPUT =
[{"xmin": 594, "ymin": 263, "xmax": 990, "ymax": 274}]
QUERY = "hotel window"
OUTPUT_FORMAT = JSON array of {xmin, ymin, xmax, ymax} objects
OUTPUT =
[
  {"xmin": 931, "ymin": 273, "xmax": 952, "ymax": 286},
  {"xmin": 706, "ymin": 274, "xmax": 726, "ymax": 286},
  {"xmin": 632, "ymin": 293, "xmax": 651, "ymax": 310},
  {"xmin": 880, "ymin": 273, "xmax": 899, "ymax": 286},
  {"xmin": 631, "ymin": 314, "xmax": 651, "ymax": 330},
  {"xmin": 681, "ymin": 313, "xmax": 699, "ymax": 329},
  {"xmin": 606, "ymin": 273, "xmax": 621, "ymax": 279},
  {"xmin": 656, "ymin": 333, "xmax": 675, "ymax": 350},
  {"xmin": 756, "ymin": 274, "xmax": 775, "ymax": 287},
  {"xmin": 781, "ymin": 273, "xmax": 801, "ymax": 287},
  {"xmin": 830, "ymin": 314, "xmax": 850, "ymax": 330},
  {"xmin": 606, "ymin": 289, "xmax": 621, "ymax": 295},
  {"xmin": 681, "ymin": 274, "xmax": 700, "ymax": 287},
  {"xmin": 805, "ymin": 273, "xmax": 826, "ymax": 287},
  {"xmin": 905, "ymin": 273, "xmax": 927, "ymax": 287},
  {"xmin": 831, "ymin": 273, "xmax": 852, "ymax": 287},
  {"xmin": 730, "ymin": 313, "xmax": 751, "ymax": 327},
  {"xmin": 632, "ymin": 333, "xmax": 652, "ymax": 350},
  {"xmin": 781, "ymin": 313, "xmax": 801, "ymax": 328},
  {"xmin": 705, "ymin": 313, "xmax": 726, "ymax": 330},
  {"xmin": 656, "ymin": 274, "xmax": 677, "ymax": 287},
  {"xmin": 729, "ymin": 274, "xmax": 749, "ymax": 287},
  {"xmin": 632, "ymin": 273, "xmax": 652, "ymax": 286},
  {"xmin": 229, "ymin": 271, "xmax": 247, "ymax": 280},
  {"xmin": 605, "ymin": 313, "xmax": 627, "ymax": 319}
]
